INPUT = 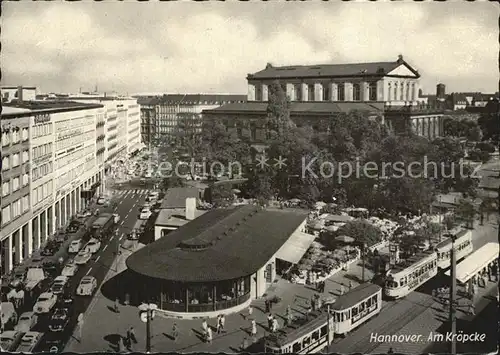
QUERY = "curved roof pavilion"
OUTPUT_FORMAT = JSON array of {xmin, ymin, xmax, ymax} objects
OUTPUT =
[{"xmin": 127, "ymin": 205, "xmax": 308, "ymax": 282}]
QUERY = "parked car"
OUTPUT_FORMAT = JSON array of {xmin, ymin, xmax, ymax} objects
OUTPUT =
[
  {"xmin": 33, "ymin": 292, "xmax": 58, "ymax": 314},
  {"xmin": 76, "ymin": 210, "xmax": 92, "ymax": 218},
  {"xmin": 0, "ymin": 330, "xmax": 24, "ymax": 351},
  {"xmin": 66, "ymin": 220, "xmax": 82, "ymax": 234},
  {"xmin": 50, "ymin": 276, "xmax": 70, "ymax": 295},
  {"xmin": 139, "ymin": 209, "xmax": 152, "ymax": 220},
  {"xmin": 74, "ymin": 250, "xmax": 92, "ymax": 265},
  {"xmin": 112, "ymin": 213, "xmax": 121, "ymax": 224},
  {"xmin": 48, "ymin": 308, "xmax": 70, "ymax": 332},
  {"xmin": 1, "ymin": 302, "xmax": 18, "ymax": 329},
  {"xmin": 76, "ymin": 276, "xmax": 97, "ymax": 296},
  {"xmin": 42, "ymin": 260, "xmax": 60, "ymax": 277},
  {"xmin": 41, "ymin": 246, "xmax": 56, "ymax": 257},
  {"xmin": 84, "ymin": 238, "xmax": 101, "ymax": 254},
  {"xmin": 68, "ymin": 239, "xmax": 83, "ymax": 254},
  {"xmin": 61, "ymin": 260, "xmax": 78, "ymax": 277},
  {"xmin": 15, "ymin": 331, "xmax": 43, "ymax": 353},
  {"xmin": 9, "ymin": 269, "xmax": 26, "ymax": 288},
  {"xmin": 97, "ymin": 196, "xmax": 106, "ymax": 205},
  {"xmin": 15, "ymin": 312, "xmax": 38, "ymax": 332}
]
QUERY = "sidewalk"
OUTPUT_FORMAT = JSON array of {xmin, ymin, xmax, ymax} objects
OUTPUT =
[{"xmin": 65, "ymin": 253, "xmax": 373, "ymax": 353}]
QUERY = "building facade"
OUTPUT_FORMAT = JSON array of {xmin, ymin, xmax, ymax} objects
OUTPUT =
[
  {"xmin": 204, "ymin": 55, "xmax": 444, "ymax": 139},
  {"xmin": 1, "ymin": 86, "xmax": 37, "ymax": 103},
  {"xmin": 1, "ymin": 102, "xmax": 108, "ymax": 275},
  {"xmin": 136, "ymin": 94, "xmax": 247, "ymax": 146}
]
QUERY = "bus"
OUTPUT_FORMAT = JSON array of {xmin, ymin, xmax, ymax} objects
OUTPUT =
[
  {"xmin": 385, "ymin": 250, "xmax": 438, "ymax": 299},
  {"xmin": 91, "ymin": 213, "xmax": 115, "ymax": 239},
  {"xmin": 435, "ymin": 230, "xmax": 473, "ymax": 270},
  {"xmin": 265, "ymin": 283, "xmax": 382, "ymax": 354}
]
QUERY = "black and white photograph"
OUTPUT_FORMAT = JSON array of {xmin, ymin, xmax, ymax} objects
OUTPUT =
[{"xmin": 0, "ymin": 0, "xmax": 498, "ymax": 354}]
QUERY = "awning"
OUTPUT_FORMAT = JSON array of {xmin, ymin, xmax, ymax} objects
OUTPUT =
[
  {"xmin": 445, "ymin": 242, "xmax": 499, "ymax": 283},
  {"xmin": 275, "ymin": 231, "xmax": 316, "ymax": 264}
]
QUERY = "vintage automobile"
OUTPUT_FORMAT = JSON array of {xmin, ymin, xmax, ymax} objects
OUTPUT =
[
  {"xmin": 48, "ymin": 308, "xmax": 71, "ymax": 332},
  {"xmin": 76, "ymin": 210, "xmax": 92, "ymax": 218},
  {"xmin": 84, "ymin": 238, "xmax": 101, "ymax": 254},
  {"xmin": 50, "ymin": 276, "xmax": 70, "ymax": 296},
  {"xmin": 14, "ymin": 312, "xmax": 38, "ymax": 332},
  {"xmin": 68, "ymin": 239, "xmax": 83, "ymax": 254},
  {"xmin": 15, "ymin": 332, "xmax": 43, "ymax": 353},
  {"xmin": 76, "ymin": 276, "xmax": 98, "ymax": 296},
  {"xmin": 74, "ymin": 250, "xmax": 92, "ymax": 265},
  {"xmin": 0, "ymin": 330, "xmax": 24, "ymax": 351},
  {"xmin": 33, "ymin": 292, "xmax": 58, "ymax": 314},
  {"xmin": 66, "ymin": 220, "xmax": 82, "ymax": 234},
  {"xmin": 8, "ymin": 269, "xmax": 26, "ymax": 288},
  {"xmin": 139, "ymin": 209, "xmax": 152, "ymax": 220},
  {"xmin": 97, "ymin": 196, "xmax": 107, "ymax": 205},
  {"xmin": 61, "ymin": 259, "xmax": 78, "ymax": 277}
]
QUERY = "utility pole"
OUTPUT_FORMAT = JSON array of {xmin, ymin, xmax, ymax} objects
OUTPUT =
[
  {"xmin": 448, "ymin": 233, "xmax": 457, "ymax": 355},
  {"xmin": 146, "ymin": 308, "xmax": 151, "ymax": 353}
]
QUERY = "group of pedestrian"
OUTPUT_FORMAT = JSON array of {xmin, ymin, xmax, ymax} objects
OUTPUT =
[
  {"xmin": 116, "ymin": 327, "xmax": 137, "ymax": 352},
  {"xmin": 316, "ymin": 280, "xmax": 326, "ymax": 293},
  {"xmin": 216, "ymin": 314, "xmax": 226, "ymax": 334},
  {"xmin": 201, "ymin": 319, "xmax": 212, "ymax": 344},
  {"xmin": 267, "ymin": 313, "xmax": 280, "ymax": 333}
]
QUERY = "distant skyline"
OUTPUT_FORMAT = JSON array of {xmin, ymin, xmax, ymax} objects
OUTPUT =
[{"xmin": 2, "ymin": 1, "xmax": 498, "ymax": 95}]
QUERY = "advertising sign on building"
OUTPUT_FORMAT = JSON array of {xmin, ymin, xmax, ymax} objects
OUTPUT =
[
  {"xmin": 389, "ymin": 243, "xmax": 400, "ymax": 265},
  {"xmin": 34, "ymin": 113, "xmax": 51, "ymax": 124}
]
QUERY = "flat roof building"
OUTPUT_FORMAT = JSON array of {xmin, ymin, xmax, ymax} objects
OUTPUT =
[{"xmin": 126, "ymin": 205, "xmax": 310, "ymax": 318}]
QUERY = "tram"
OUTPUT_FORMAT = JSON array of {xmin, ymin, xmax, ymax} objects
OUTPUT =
[
  {"xmin": 384, "ymin": 250, "xmax": 438, "ymax": 299},
  {"xmin": 265, "ymin": 283, "xmax": 382, "ymax": 354},
  {"xmin": 435, "ymin": 230, "xmax": 473, "ymax": 270}
]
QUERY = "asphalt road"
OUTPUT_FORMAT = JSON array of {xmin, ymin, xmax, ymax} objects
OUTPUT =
[{"xmin": 25, "ymin": 189, "xmax": 149, "ymax": 352}]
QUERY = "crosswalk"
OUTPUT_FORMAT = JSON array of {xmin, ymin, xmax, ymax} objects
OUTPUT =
[{"xmin": 113, "ymin": 189, "xmax": 150, "ymax": 196}]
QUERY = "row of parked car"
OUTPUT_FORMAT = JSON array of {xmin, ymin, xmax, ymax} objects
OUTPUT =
[{"xmin": 0, "ymin": 213, "xmax": 101, "ymax": 352}]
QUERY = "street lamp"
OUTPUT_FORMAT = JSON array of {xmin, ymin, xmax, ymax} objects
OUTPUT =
[{"xmin": 138, "ymin": 303, "xmax": 157, "ymax": 353}]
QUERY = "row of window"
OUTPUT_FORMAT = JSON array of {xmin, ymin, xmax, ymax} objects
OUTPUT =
[
  {"xmin": 32, "ymin": 180, "xmax": 53, "ymax": 208},
  {"xmin": 56, "ymin": 162, "xmax": 85, "ymax": 190},
  {"xmin": 1, "ymin": 127, "xmax": 29, "ymax": 147},
  {"xmin": 32, "ymin": 123, "xmax": 53, "ymax": 139},
  {"xmin": 55, "ymin": 117, "xmax": 89, "ymax": 133},
  {"xmin": 56, "ymin": 127, "xmax": 85, "ymax": 141},
  {"xmin": 288, "ymin": 325, "xmax": 328, "ymax": 353},
  {"xmin": 387, "ymin": 81, "xmax": 416, "ymax": 102},
  {"xmin": 390, "ymin": 259, "xmax": 437, "ymax": 288},
  {"xmin": 56, "ymin": 131, "xmax": 94, "ymax": 152},
  {"xmin": 2, "ymin": 173, "xmax": 29, "ymax": 197},
  {"xmin": 128, "ymin": 126, "xmax": 140, "ymax": 135},
  {"xmin": 32, "ymin": 161, "xmax": 53, "ymax": 182},
  {"xmin": 2, "ymin": 150, "xmax": 29, "ymax": 171},
  {"xmin": 32, "ymin": 142, "xmax": 53, "ymax": 160},
  {"xmin": 1, "ymin": 195, "xmax": 30, "ymax": 226},
  {"xmin": 55, "ymin": 146, "xmax": 94, "ymax": 170},
  {"xmin": 437, "ymin": 240, "xmax": 471, "ymax": 261},
  {"xmin": 334, "ymin": 294, "xmax": 379, "ymax": 322}
]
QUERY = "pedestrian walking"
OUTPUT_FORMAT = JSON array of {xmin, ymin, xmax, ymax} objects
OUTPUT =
[
  {"xmin": 202, "ymin": 319, "xmax": 208, "ymax": 334},
  {"xmin": 248, "ymin": 305, "xmax": 253, "ymax": 318},
  {"xmin": 114, "ymin": 297, "xmax": 120, "ymax": 313},
  {"xmin": 265, "ymin": 299, "xmax": 270, "ymax": 313},
  {"xmin": 349, "ymin": 281, "xmax": 353, "ymax": 290},
  {"xmin": 77, "ymin": 313, "xmax": 84, "ymax": 341},
  {"xmin": 311, "ymin": 297, "xmax": 316, "ymax": 311},
  {"xmin": 251, "ymin": 319, "xmax": 257, "ymax": 340},
  {"xmin": 216, "ymin": 315, "xmax": 222, "ymax": 334},
  {"xmin": 285, "ymin": 304, "xmax": 291, "ymax": 317},
  {"xmin": 172, "ymin": 323, "xmax": 179, "ymax": 342},
  {"xmin": 468, "ymin": 303, "xmax": 475, "ymax": 315},
  {"xmin": 220, "ymin": 314, "xmax": 225, "ymax": 333},
  {"xmin": 272, "ymin": 318, "xmax": 279, "ymax": 333},
  {"xmin": 388, "ymin": 347, "xmax": 394, "ymax": 354},
  {"xmin": 118, "ymin": 336, "xmax": 125, "ymax": 353},
  {"xmin": 267, "ymin": 313, "xmax": 273, "ymax": 330},
  {"xmin": 206, "ymin": 326, "xmax": 213, "ymax": 344},
  {"xmin": 129, "ymin": 326, "xmax": 137, "ymax": 344},
  {"xmin": 340, "ymin": 285, "xmax": 345, "ymax": 295}
]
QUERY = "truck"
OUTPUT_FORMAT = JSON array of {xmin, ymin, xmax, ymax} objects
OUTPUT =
[
  {"xmin": 24, "ymin": 267, "xmax": 46, "ymax": 292},
  {"xmin": 91, "ymin": 213, "xmax": 116, "ymax": 238}
]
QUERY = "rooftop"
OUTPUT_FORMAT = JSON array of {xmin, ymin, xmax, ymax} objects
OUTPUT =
[
  {"xmin": 248, "ymin": 57, "xmax": 419, "ymax": 80},
  {"xmin": 331, "ymin": 283, "xmax": 382, "ymax": 310},
  {"xmin": 155, "ymin": 208, "xmax": 207, "ymax": 228},
  {"xmin": 137, "ymin": 94, "xmax": 247, "ymax": 106},
  {"xmin": 389, "ymin": 250, "xmax": 436, "ymax": 274},
  {"xmin": 126, "ymin": 205, "xmax": 308, "ymax": 282},
  {"xmin": 434, "ymin": 229, "xmax": 470, "ymax": 250},
  {"xmin": 160, "ymin": 187, "xmax": 201, "ymax": 209},
  {"xmin": 203, "ymin": 102, "xmax": 384, "ymax": 115},
  {"xmin": 1, "ymin": 101, "xmax": 103, "ymax": 116}
]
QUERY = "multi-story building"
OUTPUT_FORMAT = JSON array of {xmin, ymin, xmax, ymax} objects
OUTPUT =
[
  {"xmin": 203, "ymin": 55, "xmax": 444, "ymax": 139},
  {"xmin": 1, "ymin": 86, "xmax": 37, "ymax": 103},
  {"xmin": 136, "ymin": 94, "xmax": 247, "ymax": 146},
  {"xmin": 1, "ymin": 101, "xmax": 107, "ymax": 275}
]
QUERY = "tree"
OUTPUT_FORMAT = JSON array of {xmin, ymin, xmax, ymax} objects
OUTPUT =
[
  {"xmin": 335, "ymin": 220, "xmax": 383, "ymax": 247},
  {"xmin": 477, "ymin": 99, "xmax": 500, "ymax": 143},
  {"xmin": 467, "ymin": 149, "xmax": 490, "ymax": 163},
  {"xmin": 161, "ymin": 176, "xmax": 185, "ymax": 190},
  {"xmin": 455, "ymin": 199, "xmax": 476, "ymax": 229},
  {"xmin": 266, "ymin": 81, "xmax": 293, "ymax": 136},
  {"xmin": 466, "ymin": 125, "xmax": 483, "ymax": 142},
  {"xmin": 210, "ymin": 184, "xmax": 234, "ymax": 207}
]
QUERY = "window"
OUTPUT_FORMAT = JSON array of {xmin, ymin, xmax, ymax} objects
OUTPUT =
[
  {"xmin": 308, "ymin": 84, "xmax": 314, "ymax": 101},
  {"xmin": 388, "ymin": 83, "xmax": 392, "ymax": 101},
  {"xmin": 338, "ymin": 84, "xmax": 345, "ymax": 101},
  {"xmin": 22, "ymin": 150, "xmax": 29, "ymax": 164},
  {"xmin": 12, "ymin": 177, "xmax": 20, "ymax": 191},
  {"xmin": 400, "ymin": 82, "xmax": 404, "ymax": 101},
  {"xmin": 12, "ymin": 153, "xmax": 20, "ymax": 167},
  {"xmin": 406, "ymin": 83, "xmax": 410, "ymax": 101},
  {"xmin": 353, "ymin": 83, "xmax": 361, "ymax": 101},
  {"xmin": 295, "ymin": 84, "xmax": 302, "ymax": 101},
  {"xmin": 410, "ymin": 83, "xmax": 415, "ymax": 101},
  {"xmin": 2, "ymin": 181, "xmax": 9, "ymax": 197},
  {"xmin": 22, "ymin": 173, "xmax": 29, "ymax": 186},
  {"xmin": 394, "ymin": 83, "xmax": 398, "ymax": 101},
  {"xmin": 369, "ymin": 82, "xmax": 377, "ymax": 101},
  {"xmin": 255, "ymin": 85, "xmax": 262, "ymax": 101},
  {"xmin": 22, "ymin": 195, "xmax": 29, "ymax": 212},
  {"xmin": 2, "ymin": 155, "xmax": 10, "ymax": 170},
  {"xmin": 323, "ymin": 84, "xmax": 330, "ymax": 101},
  {"xmin": 320, "ymin": 325, "xmax": 327, "ymax": 337},
  {"xmin": 12, "ymin": 129, "xmax": 19, "ymax": 143},
  {"xmin": 1, "ymin": 131, "xmax": 10, "ymax": 146},
  {"xmin": 292, "ymin": 341, "xmax": 302, "ymax": 353},
  {"xmin": 22, "ymin": 128, "xmax": 29, "ymax": 141},
  {"xmin": 2, "ymin": 206, "xmax": 11, "ymax": 225},
  {"xmin": 12, "ymin": 199, "xmax": 21, "ymax": 218}
]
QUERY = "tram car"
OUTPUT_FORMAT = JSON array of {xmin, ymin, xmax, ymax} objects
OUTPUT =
[
  {"xmin": 265, "ymin": 283, "xmax": 382, "ymax": 354},
  {"xmin": 435, "ymin": 230, "xmax": 473, "ymax": 270},
  {"xmin": 384, "ymin": 250, "xmax": 438, "ymax": 299}
]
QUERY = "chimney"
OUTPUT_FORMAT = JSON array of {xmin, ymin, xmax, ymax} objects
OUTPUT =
[
  {"xmin": 185, "ymin": 197, "xmax": 197, "ymax": 221},
  {"xmin": 17, "ymin": 86, "xmax": 24, "ymax": 102}
]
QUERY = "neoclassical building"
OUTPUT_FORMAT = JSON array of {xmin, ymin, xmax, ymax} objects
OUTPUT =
[{"xmin": 203, "ymin": 55, "xmax": 444, "ymax": 139}]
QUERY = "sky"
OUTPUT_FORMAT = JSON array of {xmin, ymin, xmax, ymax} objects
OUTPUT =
[{"xmin": 2, "ymin": 1, "xmax": 498, "ymax": 96}]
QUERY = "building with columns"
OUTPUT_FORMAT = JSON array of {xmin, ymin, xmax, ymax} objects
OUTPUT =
[
  {"xmin": 203, "ymin": 55, "xmax": 443, "ymax": 139},
  {"xmin": 1, "ymin": 101, "xmax": 108, "ymax": 275}
]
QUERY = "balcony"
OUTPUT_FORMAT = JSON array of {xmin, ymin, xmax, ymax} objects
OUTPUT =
[{"xmin": 384, "ymin": 103, "xmax": 444, "ymax": 115}]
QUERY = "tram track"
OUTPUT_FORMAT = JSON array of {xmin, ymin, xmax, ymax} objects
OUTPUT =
[{"xmin": 331, "ymin": 294, "xmax": 437, "ymax": 353}]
